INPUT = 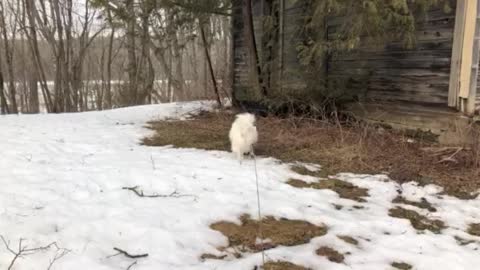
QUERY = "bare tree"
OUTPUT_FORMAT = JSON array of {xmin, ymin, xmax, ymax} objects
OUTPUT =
[{"xmin": 0, "ymin": 0, "xmax": 18, "ymax": 113}]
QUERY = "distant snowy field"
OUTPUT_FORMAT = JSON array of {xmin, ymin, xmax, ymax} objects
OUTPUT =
[{"xmin": 0, "ymin": 101, "xmax": 479, "ymax": 270}]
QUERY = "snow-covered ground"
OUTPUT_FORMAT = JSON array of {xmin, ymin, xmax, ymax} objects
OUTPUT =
[{"xmin": 0, "ymin": 101, "xmax": 479, "ymax": 270}]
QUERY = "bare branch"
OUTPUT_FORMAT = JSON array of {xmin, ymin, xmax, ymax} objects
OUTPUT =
[
  {"xmin": 0, "ymin": 235, "xmax": 61, "ymax": 270},
  {"xmin": 126, "ymin": 260, "xmax": 138, "ymax": 270},
  {"xmin": 47, "ymin": 247, "xmax": 71, "ymax": 270},
  {"xmin": 113, "ymin": 247, "xmax": 148, "ymax": 259},
  {"xmin": 121, "ymin": 186, "xmax": 196, "ymax": 199}
]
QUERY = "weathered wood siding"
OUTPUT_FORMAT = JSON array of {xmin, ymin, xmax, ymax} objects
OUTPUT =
[
  {"xmin": 232, "ymin": 0, "xmax": 307, "ymax": 101},
  {"xmin": 231, "ymin": 0, "xmax": 266, "ymax": 101},
  {"xmin": 232, "ymin": 1, "xmax": 458, "ymax": 107},
  {"xmin": 279, "ymin": 0, "xmax": 306, "ymax": 91},
  {"xmin": 328, "ymin": 7, "xmax": 456, "ymax": 105}
]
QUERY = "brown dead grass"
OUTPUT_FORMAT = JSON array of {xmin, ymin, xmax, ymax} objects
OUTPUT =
[
  {"xmin": 337, "ymin": 235, "xmax": 359, "ymax": 246},
  {"xmin": 210, "ymin": 214, "xmax": 327, "ymax": 253},
  {"xmin": 286, "ymin": 178, "xmax": 368, "ymax": 202},
  {"xmin": 142, "ymin": 111, "xmax": 480, "ymax": 199},
  {"xmin": 263, "ymin": 261, "xmax": 310, "ymax": 270},
  {"xmin": 392, "ymin": 196, "xmax": 437, "ymax": 212},
  {"xmin": 391, "ymin": 262, "xmax": 413, "ymax": 270},
  {"xmin": 316, "ymin": 246, "xmax": 345, "ymax": 263},
  {"xmin": 389, "ymin": 207, "xmax": 446, "ymax": 234},
  {"xmin": 199, "ymin": 253, "xmax": 227, "ymax": 261},
  {"xmin": 467, "ymin": 223, "xmax": 480, "ymax": 237}
]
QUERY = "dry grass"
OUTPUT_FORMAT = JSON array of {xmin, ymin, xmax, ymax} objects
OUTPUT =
[
  {"xmin": 287, "ymin": 178, "xmax": 368, "ymax": 202},
  {"xmin": 391, "ymin": 262, "xmax": 413, "ymax": 270},
  {"xmin": 143, "ymin": 111, "xmax": 480, "ymax": 199},
  {"xmin": 467, "ymin": 223, "xmax": 480, "ymax": 237},
  {"xmin": 389, "ymin": 207, "xmax": 446, "ymax": 234},
  {"xmin": 209, "ymin": 214, "xmax": 327, "ymax": 253},
  {"xmin": 392, "ymin": 196, "xmax": 437, "ymax": 212},
  {"xmin": 199, "ymin": 253, "xmax": 227, "ymax": 261},
  {"xmin": 316, "ymin": 246, "xmax": 345, "ymax": 263},
  {"xmin": 262, "ymin": 261, "xmax": 310, "ymax": 270},
  {"xmin": 337, "ymin": 235, "xmax": 359, "ymax": 246}
]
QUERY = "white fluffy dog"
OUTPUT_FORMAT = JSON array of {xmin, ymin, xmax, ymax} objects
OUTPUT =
[{"xmin": 229, "ymin": 113, "xmax": 258, "ymax": 160}]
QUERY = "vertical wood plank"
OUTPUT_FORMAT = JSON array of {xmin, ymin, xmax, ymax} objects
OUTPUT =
[
  {"xmin": 459, "ymin": 0, "xmax": 477, "ymax": 99},
  {"xmin": 467, "ymin": 0, "xmax": 480, "ymax": 115},
  {"xmin": 448, "ymin": 0, "xmax": 466, "ymax": 107}
]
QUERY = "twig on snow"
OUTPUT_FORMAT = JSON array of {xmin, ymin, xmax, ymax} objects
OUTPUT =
[
  {"xmin": 113, "ymin": 247, "xmax": 149, "ymax": 259},
  {"xmin": 47, "ymin": 248, "xmax": 71, "ymax": 270},
  {"xmin": 0, "ymin": 235, "xmax": 61, "ymax": 270},
  {"xmin": 126, "ymin": 261, "xmax": 138, "ymax": 270},
  {"xmin": 122, "ymin": 186, "xmax": 196, "ymax": 199}
]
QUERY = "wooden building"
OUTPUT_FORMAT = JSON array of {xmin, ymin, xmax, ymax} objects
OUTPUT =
[{"xmin": 232, "ymin": 0, "xmax": 480, "ymax": 144}]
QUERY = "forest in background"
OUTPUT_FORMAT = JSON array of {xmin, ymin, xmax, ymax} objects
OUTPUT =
[{"xmin": 0, "ymin": 0, "xmax": 231, "ymax": 113}]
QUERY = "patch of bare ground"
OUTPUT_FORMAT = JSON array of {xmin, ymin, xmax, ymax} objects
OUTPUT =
[
  {"xmin": 389, "ymin": 207, "xmax": 445, "ymax": 233},
  {"xmin": 467, "ymin": 223, "xmax": 480, "ymax": 237},
  {"xmin": 262, "ymin": 261, "xmax": 310, "ymax": 270},
  {"xmin": 286, "ymin": 178, "xmax": 368, "ymax": 202},
  {"xmin": 209, "ymin": 215, "xmax": 327, "ymax": 253},
  {"xmin": 316, "ymin": 246, "xmax": 345, "ymax": 263},
  {"xmin": 143, "ymin": 111, "xmax": 480, "ymax": 199},
  {"xmin": 392, "ymin": 196, "xmax": 437, "ymax": 212},
  {"xmin": 337, "ymin": 235, "xmax": 359, "ymax": 246},
  {"xmin": 391, "ymin": 262, "xmax": 413, "ymax": 270}
]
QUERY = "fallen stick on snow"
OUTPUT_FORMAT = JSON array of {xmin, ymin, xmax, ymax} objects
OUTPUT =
[
  {"xmin": 113, "ymin": 247, "xmax": 149, "ymax": 259},
  {"xmin": 0, "ymin": 235, "xmax": 69, "ymax": 270},
  {"xmin": 121, "ymin": 186, "xmax": 197, "ymax": 199},
  {"xmin": 126, "ymin": 261, "xmax": 138, "ymax": 270}
]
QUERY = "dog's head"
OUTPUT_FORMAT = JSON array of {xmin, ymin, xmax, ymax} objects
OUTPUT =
[{"xmin": 235, "ymin": 113, "xmax": 256, "ymax": 126}]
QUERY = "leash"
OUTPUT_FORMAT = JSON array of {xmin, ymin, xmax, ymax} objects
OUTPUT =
[{"xmin": 252, "ymin": 152, "xmax": 266, "ymax": 266}]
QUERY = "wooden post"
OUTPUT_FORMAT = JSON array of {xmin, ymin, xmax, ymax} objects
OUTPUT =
[
  {"xmin": 448, "ymin": 0, "xmax": 466, "ymax": 108},
  {"xmin": 469, "ymin": 0, "xmax": 480, "ymax": 114},
  {"xmin": 448, "ymin": 0, "xmax": 479, "ymax": 115}
]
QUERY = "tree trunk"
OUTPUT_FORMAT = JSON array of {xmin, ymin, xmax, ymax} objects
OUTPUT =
[
  {"xmin": 200, "ymin": 21, "xmax": 222, "ymax": 107},
  {"xmin": 0, "ymin": 57, "xmax": 8, "ymax": 114},
  {"xmin": 24, "ymin": 0, "xmax": 53, "ymax": 112},
  {"xmin": 242, "ymin": 0, "xmax": 267, "ymax": 97},
  {"xmin": 105, "ymin": 9, "xmax": 115, "ymax": 109},
  {"xmin": 0, "ymin": 1, "xmax": 18, "ymax": 113},
  {"xmin": 126, "ymin": 0, "xmax": 137, "ymax": 105},
  {"xmin": 28, "ymin": 72, "xmax": 39, "ymax": 113}
]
